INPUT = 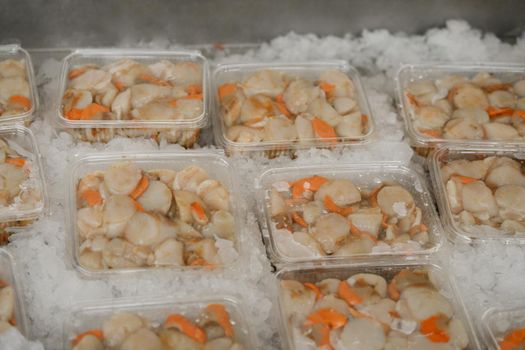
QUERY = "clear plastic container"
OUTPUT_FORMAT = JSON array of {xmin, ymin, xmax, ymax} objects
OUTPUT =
[
  {"xmin": 56, "ymin": 49, "xmax": 210, "ymax": 145},
  {"xmin": 64, "ymin": 295, "xmax": 255, "ymax": 349},
  {"xmin": 482, "ymin": 304, "xmax": 525, "ymax": 350},
  {"xmin": 276, "ymin": 261, "xmax": 481, "ymax": 350},
  {"xmin": 430, "ymin": 144, "xmax": 525, "ymax": 243},
  {"xmin": 0, "ymin": 248, "xmax": 28, "ymax": 336},
  {"xmin": 212, "ymin": 61, "xmax": 374, "ymax": 157},
  {"xmin": 0, "ymin": 44, "xmax": 39, "ymax": 126},
  {"xmin": 396, "ymin": 62, "xmax": 525, "ymax": 153},
  {"xmin": 0, "ymin": 125, "xmax": 47, "ymax": 229},
  {"xmin": 256, "ymin": 162, "xmax": 442, "ymax": 266},
  {"xmin": 65, "ymin": 151, "xmax": 242, "ymax": 277}
]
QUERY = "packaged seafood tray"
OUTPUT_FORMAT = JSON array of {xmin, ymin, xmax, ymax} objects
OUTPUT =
[
  {"xmin": 65, "ymin": 151, "xmax": 241, "ymax": 277},
  {"xmin": 212, "ymin": 61, "xmax": 374, "ymax": 157},
  {"xmin": 0, "ymin": 125, "xmax": 47, "ymax": 231},
  {"xmin": 396, "ymin": 63, "xmax": 525, "ymax": 154},
  {"xmin": 482, "ymin": 304, "xmax": 525, "ymax": 350},
  {"xmin": 0, "ymin": 248, "xmax": 28, "ymax": 336},
  {"xmin": 430, "ymin": 144, "xmax": 525, "ymax": 243},
  {"xmin": 56, "ymin": 49, "xmax": 210, "ymax": 145},
  {"xmin": 0, "ymin": 44, "xmax": 39, "ymax": 126},
  {"xmin": 276, "ymin": 262, "xmax": 481, "ymax": 350},
  {"xmin": 256, "ymin": 162, "xmax": 442, "ymax": 266},
  {"xmin": 64, "ymin": 295, "xmax": 254, "ymax": 350}
]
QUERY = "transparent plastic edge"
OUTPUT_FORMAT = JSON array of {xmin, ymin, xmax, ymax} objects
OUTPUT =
[
  {"xmin": 275, "ymin": 261, "xmax": 481, "ymax": 350},
  {"xmin": 256, "ymin": 162, "xmax": 444, "ymax": 266},
  {"xmin": 0, "ymin": 248, "xmax": 28, "ymax": 337},
  {"xmin": 65, "ymin": 150, "xmax": 243, "ymax": 278},
  {"xmin": 211, "ymin": 60, "xmax": 375, "ymax": 154},
  {"xmin": 0, "ymin": 125, "xmax": 47, "ymax": 223},
  {"xmin": 55, "ymin": 49, "xmax": 210, "ymax": 130},
  {"xmin": 63, "ymin": 294, "xmax": 256, "ymax": 350},
  {"xmin": 0, "ymin": 45, "xmax": 39, "ymax": 125}
]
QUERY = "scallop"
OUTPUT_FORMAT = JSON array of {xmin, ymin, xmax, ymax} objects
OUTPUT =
[
  {"xmin": 495, "ymin": 185, "xmax": 525, "ymax": 221},
  {"xmin": 102, "ymin": 312, "xmax": 146, "ymax": 348},
  {"xmin": 280, "ymin": 280, "xmax": 316, "ymax": 323},
  {"xmin": 443, "ymin": 118, "xmax": 484, "ymax": 140},
  {"xmin": 103, "ymin": 195, "xmax": 137, "ymax": 238},
  {"xmin": 319, "ymin": 69, "xmax": 355, "ymax": 98},
  {"xmin": 283, "ymin": 79, "xmax": 319, "ymax": 114},
  {"xmin": 485, "ymin": 165, "xmax": 525, "ymax": 188},
  {"xmin": 241, "ymin": 70, "xmax": 285, "ymax": 98},
  {"xmin": 225, "ymin": 125, "xmax": 263, "ymax": 143},
  {"xmin": 377, "ymin": 186, "xmax": 414, "ymax": 218},
  {"xmin": 314, "ymin": 179, "xmax": 361, "ymax": 206},
  {"xmin": 407, "ymin": 80, "xmax": 437, "ymax": 96},
  {"xmin": 340, "ymin": 318, "xmax": 385, "ymax": 350},
  {"xmin": 401, "ymin": 286, "xmax": 453, "ymax": 321},
  {"xmin": 263, "ymin": 115, "xmax": 297, "ymax": 141},
  {"xmin": 73, "ymin": 335, "xmax": 104, "ymax": 350},
  {"xmin": 104, "ymin": 162, "xmax": 142, "ymax": 196},
  {"xmin": 451, "ymin": 107, "xmax": 489, "ymax": 124},
  {"xmin": 295, "ymin": 114, "xmax": 315, "ymax": 141},
  {"xmin": 514, "ymin": 80, "xmax": 525, "ymax": 97},
  {"xmin": 70, "ymin": 69, "xmax": 112, "ymax": 92},
  {"xmin": 312, "ymin": 213, "xmax": 350, "ymax": 254},
  {"xmin": 414, "ymin": 106, "xmax": 450, "ymax": 130},
  {"xmin": 137, "ymin": 180, "xmax": 173, "ymax": 214},
  {"xmin": 173, "ymin": 165, "xmax": 209, "ymax": 192},
  {"xmin": 488, "ymin": 90, "xmax": 516, "ymax": 108},
  {"xmin": 307, "ymin": 98, "xmax": 342, "ymax": 127},
  {"xmin": 451, "ymin": 84, "xmax": 489, "ymax": 109},
  {"xmin": 482, "ymin": 123, "xmax": 519, "ymax": 140},
  {"xmin": 335, "ymin": 111, "xmax": 363, "ymax": 138},
  {"xmin": 150, "ymin": 238, "xmax": 184, "ymax": 266},
  {"xmin": 461, "ymin": 181, "xmax": 498, "ymax": 219},
  {"xmin": 124, "ymin": 212, "xmax": 165, "ymax": 246},
  {"xmin": 348, "ymin": 208, "xmax": 383, "ymax": 236}
]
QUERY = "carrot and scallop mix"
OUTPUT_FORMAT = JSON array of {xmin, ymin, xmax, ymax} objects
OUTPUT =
[
  {"xmin": 268, "ymin": 175, "xmax": 431, "ymax": 258},
  {"xmin": 280, "ymin": 269, "xmax": 469, "ymax": 350},
  {"xmin": 405, "ymin": 73, "xmax": 525, "ymax": 141},
  {"xmin": 498, "ymin": 327, "xmax": 525, "ymax": 350},
  {"xmin": 62, "ymin": 59, "xmax": 203, "ymax": 122},
  {"xmin": 0, "ymin": 137, "xmax": 42, "ymax": 213},
  {"xmin": 218, "ymin": 69, "xmax": 370, "ymax": 145},
  {"xmin": 0, "ymin": 59, "xmax": 32, "ymax": 118},
  {"xmin": 0, "ymin": 279, "xmax": 17, "ymax": 334},
  {"xmin": 76, "ymin": 161, "xmax": 236, "ymax": 270},
  {"xmin": 440, "ymin": 155, "xmax": 525, "ymax": 236},
  {"xmin": 71, "ymin": 304, "xmax": 245, "ymax": 350}
]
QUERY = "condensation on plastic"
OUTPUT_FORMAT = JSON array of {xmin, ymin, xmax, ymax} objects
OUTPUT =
[
  {"xmin": 63, "ymin": 295, "xmax": 255, "ymax": 350},
  {"xmin": 0, "ymin": 44, "xmax": 39, "ymax": 126},
  {"xmin": 255, "ymin": 162, "xmax": 443, "ymax": 267},
  {"xmin": 429, "ymin": 144, "xmax": 525, "ymax": 244},
  {"xmin": 65, "ymin": 150, "xmax": 243, "ymax": 278},
  {"xmin": 481, "ymin": 303, "xmax": 525, "ymax": 350},
  {"xmin": 0, "ymin": 125, "xmax": 47, "ymax": 226},
  {"xmin": 211, "ymin": 61, "xmax": 375, "ymax": 156},
  {"xmin": 0, "ymin": 248, "xmax": 28, "ymax": 336},
  {"xmin": 55, "ymin": 49, "xmax": 210, "ymax": 144},
  {"xmin": 395, "ymin": 62, "xmax": 525, "ymax": 151},
  {"xmin": 276, "ymin": 261, "xmax": 481, "ymax": 350}
]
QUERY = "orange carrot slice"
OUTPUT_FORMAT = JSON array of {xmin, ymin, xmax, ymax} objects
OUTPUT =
[
  {"xmin": 132, "ymin": 198, "xmax": 144, "ymax": 212},
  {"xmin": 381, "ymin": 214, "xmax": 389, "ymax": 228},
  {"xmin": 482, "ymin": 83, "xmax": 512, "ymax": 92},
  {"xmin": 304, "ymin": 282, "xmax": 323, "ymax": 300},
  {"xmin": 419, "ymin": 128, "xmax": 442, "ymax": 138},
  {"xmin": 388, "ymin": 279, "xmax": 400, "ymax": 301},
  {"xmin": 290, "ymin": 175, "xmax": 328, "ymax": 199},
  {"xmin": 5, "ymin": 157, "xmax": 25, "ymax": 168},
  {"xmin": 305, "ymin": 308, "xmax": 347, "ymax": 329},
  {"xmin": 114, "ymin": 80, "xmax": 126, "ymax": 91},
  {"xmin": 189, "ymin": 258, "xmax": 215, "ymax": 269},
  {"xmin": 312, "ymin": 117, "xmax": 337, "ymax": 142},
  {"xmin": 452, "ymin": 175, "xmax": 478, "ymax": 184},
  {"xmin": 66, "ymin": 103, "xmax": 109, "ymax": 120},
  {"xmin": 513, "ymin": 110, "xmax": 525, "ymax": 120},
  {"xmin": 420, "ymin": 315, "xmax": 450, "ymax": 343},
  {"xmin": 8, "ymin": 95, "xmax": 31, "ymax": 109},
  {"xmin": 487, "ymin": 106, "xmax": 514, "ymax": 118},
  {"xmin": 408, "ymin": 224, "xmax": 428, "ymax": 237},
  {"xmin": 317, "ymin": 324, "xmax": 333, "ymax": 350},
  {"xmin": 191, "ymin": 202, "xmax": 207, "ymax": 221},
  {"xmin": 337, "ymin": 280, "xmax": 363, "ymax": 306},
  {"xmin": 324, "ymin": 195, "xmax": 353, "ymax": 216},
  {"xmin": 68, "ymin": 67, "xmax": 87, "ymax": 80},
  {"xmin": 205, "ymin": 304, "xmax": 234, "ymax": 337},
  {"xmin": 180, "ymin": 93, "xmax": 203, "ymax": 100},
  {"xmin": 500, "ymin": 328, "xmax": 525, "ymax": 350},
  {"xmin": 165, "ymin": 314, "xmax": 207, "ymax": 344},
  {"xmin": 139, "ymin": 74, "xmax": 170, "ymax": 86},
  {"xmin": 275, "ymin": 94, "xmax": 292, "ymax": 117},
  {"xmin": 218, "ymin": 83, "xmax": 237, "ymax": 100},
  {"xmin": 130, "ymin": 175, "xmax": 149, "ymax": 199},
  {"xmin": 169, "ymin": 99, "xmax": 178, "ymax": 107},
  {"xmin": 406, "ymin": 93, "xmax": 419, "ymax": 107},
  {"xmin": 361, "ymin": 114, "xmax": 369, "ymax": 125},
  {"xmin": 319, "ymin": 81, "xmax": 335, "ymax": 95},
  {"xmin": 80, "ymin": 190, "xmax": 102, "ymax": 207},
  {"xmin": 186, "ymin": 84, "xmax": 202, "ymax": 95},
  {"xmin": 72, "ymin": 329, "xmax": 103, "ymax": 346},
  {"xmin": 291, "ymin": 212, "xmax": 308, "ymax": 228},
  {"xmin": 349, "ymin": 223, "xmax": 378, "ymax": 243}
]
